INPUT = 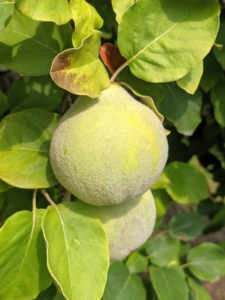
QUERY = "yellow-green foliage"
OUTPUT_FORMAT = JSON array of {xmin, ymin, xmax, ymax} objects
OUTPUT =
[
  {"xmin": 50, "ymin": 83, "xmax": 168, "ymax": 206},
  {"xmin": 80, "ymin": 189, "xmax": 156, "ymax": 261}
]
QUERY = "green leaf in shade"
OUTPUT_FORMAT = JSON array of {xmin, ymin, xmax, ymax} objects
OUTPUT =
[
  {"xmin": 35, "ymin": 284, "xmax": 57, "ymax": 300},
  {"xmin": 159, "ymin": 83, "xmax": 202, "ymax": 136},
  {"xmin": 213, "ymin": 22, "xmax": 225, "ymax": 69},
  {"xmin": 50, "ymin": 30, "xmax": 110, "ymax": 98},
  {"xmin": 15, "ymin": 0, "xmax": 71, "ymax": 25},
  {"xmin": 211, "ymin": 79, "xmax": 225, "ymax": 128},
  {"xmin": 211, "ymin": 206, "xmax": 225, "ymax": 226},
  {"xmin": 117, "ymin": 0, "xmax": 219, "ymax": 83},
  {"xmin": 70, "ymin": 0, "xmax": 103, "ymax": 48},
  {"xmin": 164, "ymin": 162, "xmax": 209, "ymax": 204},
  {"xmin": 176, "ymin": 62, "xmax": 203, "ymax": 95},
  {"xmin": 103, "ymin": 262, "xmax": 146, "ymax": 300},
  {"xmin": 188, "ymin": 276, "xmax": 212, "ymax": 300},
  {"xmin": 178, "ymin": 242, "xmax": 191, "ymax": 260},
  {"xmin": 118, "ymin": 67, "xmax": 165, "ymax": 120},
  {"xmin": 200, "ymin": 51, "xmax": 222, "ymax": 92},
  {"xmin": 0, "ymin": 109, "xmax": 59, "ymax": 188},
  {"xmin": 152, "ymin": 189, "xmax": 170, "ymax": 217},
  {"xmin": 42, "ymin": 202, "xmax": 109, "ymax": 300},
  {"xmin": 146, "ymin": 236, "xmax": 180, "ymax": 267},
  {"xmin": 0, "ymin": 179, "xmax": 10, "ymax": 193},
  {"xmin": 126, "ymin": 251, "xmax": 148, "ymax": 273},
  {"xmin": 111, "ymin": 0, "xmax": 134, "ymax": 24},
  {"xmin": 0, "ymin": 192, "xmax": 5, "ymax": 210},
  {"xmin": 150, "ymin": 265, "xmax": 189, "ymax": 300},
  {"xmin": 0, "ymin": 10, "xmax": 73, "ymax": 75},
  {"xmin": 1, "ymin": 188, "xmax": 32, "ymax": 220},
  {"xmin": 151, "ymin": 171, "xmax": 171, "ymax": 190},
  {"xmin": 168, "ymin": 212, "xmax": 205, "ymax": 241},
  {"xmin": 53, "ymin": 293, "xmax": 66, "ymax": 300},
  {"xmin": 8, "ymin": 75, "xmax": 65, "ymax": 113},
  {"xmin": 0, "ymin": 210, "xmax": 52, "ymax": 299},
  {"xmin": 0, "ymin": 0, "xmax": 14, "ymax": 30},
  {"xmin": 187, "ymin": 243, "xmax": 225, "ymax": 282},
  {"xmin": 0, "ymin": 90, "xmax": 9, "ymax": 116}
]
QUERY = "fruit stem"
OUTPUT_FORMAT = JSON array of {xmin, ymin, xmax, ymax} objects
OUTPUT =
[
  {"xmin": 110, "ymin": 60, "xmax": 129, "ymax": 82},
  {"xmin": 41, "ymin": 188, "xmax": 56, "ymax": 207},
  {"xmin": 32, "ymin": 189, "xmax": 37, "ymax": 211}
]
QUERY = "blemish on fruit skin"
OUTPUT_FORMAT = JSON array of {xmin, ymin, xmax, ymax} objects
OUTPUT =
[{"xmin": 64, "ymin": 148, "xmax": 67, "ymax": 155}]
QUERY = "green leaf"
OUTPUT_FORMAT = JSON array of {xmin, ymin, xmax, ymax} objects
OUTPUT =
[
  {"xmin": 146, "ymin": 236, "xmax": 180, "ymax": 267},
  {"xmin": 0, "ymin": 90, "xmax": 9, "ymax": 116},
  {"xmin": 36, "ymin": 284, "xmax": 57, "ymax": 300},
  {"xmin": 126, "ymin": 251, "xmax": 148, "ymax": 273},
  {"xmin": 0, "ymin": 109, "xmax": 59, "ymax": 188},
  {"xmin": 118, "ymin": 67, "xmax": 165, "ymax": 120},
  {"xmin": 118, "ymin": 0, "xmax": 219, "ymax": 82},
  {"xmin": 15, "ymin": 0, "xmax": 71, "ymax": 25},
  {"xmin": 0, "ymin": 191, "xmax": 5, "ymax": 210},
  {"xmin": 0, "ymin": 179, "xmax": 10, "ymax": 193},
  {"xmin": 0, "ymin": 209, "xmax": 52, "ymax": 299},
  {"xmin": 188, "ymin": 276, "xmax": 212, "ymax": 300},
  {"xmin": 200, "ymin": 51, "xmax": 222, "ymax": 92},
  {"xmin": 152, "ymin": 189, "xmax": 170, "ymax": 217},
  {"xmin": 8, "ymin": 75, "xmax": 65, "ymax": 113},
  {"xmin": 0, "ymin": 10, "xmax": 73, "ymax": 75},
  {"xmin": 111, "ymin": 0, "xmax": 134, "ymax": 24},
  {"xmin": 168, "ymin": 212, "xmax": 205, "ymax": 241},
  {"xmin": 211, "ymin": 206, "xmax": 225, "ymax": 226},
  {"xmin": 150, "ymin": 265, "xmax": 188, "ymax": 300},
  {"xmin": 151, "ymin": 171, "xmax": 171, "ymax": 190},
  {"xmin": 159, "ymin": 83, "xmax": 202, "ymax": 136},
  {"xmin": 187, "ymin": 243, "xmax": 225, "ymax": 282},
  {"xmin": 164, "ymin": 162, "xmax": 209, "ymax": 204},
  {"xmin": 213, "ymin": 22, "xmax": 225, "ymax": 69},
  {"xmin": 50, "ymin": 30, "xmax": 110, "ymax": 98},
  {"xmin": 176, "ymin": 62, "xmax": 203, "ymax": 95},
  {"xmin": 0, "ymin": 0, "xmax": 14, "ymax": 30},
  {"xmin": 211, "ymin": 79, "xmax": 225, "ymax": 128},
  {"xmin": 42, "ymin": 202, "xmax": 109, "ymax": 300},
  {"xmin": 103, "ymin": 262, "xmax": 146, "ymax": 300},
  {"xmin": 70, "ymin": 0, "xmax": 103, "ymax": 48}
]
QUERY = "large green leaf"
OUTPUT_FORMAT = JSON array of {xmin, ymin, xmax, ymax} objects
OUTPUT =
[
  {"xmin": 103, "ymin": 262, "xmax": 146, "ymax": 300},
  {"xmin": 146, "ymin": 236, "xmax": 180, "ymax": 267},
  {"xmin": 70, "ymin": 0, "xmax": 103, "ymax": 48},
  {"xmin": 111, "ymin": 0, "xmax": 134, "ymax": 24},
  {"xmin": 126, "ymin": 251, "xmax": 148, "ymax": 273},
  {"xmin": 176, "ymin": 62, "xmax": 203, "ymax": 95},
  {"xmin": 0, "ymin": 0, "xmax": 14, "ymax": 30},
  {"xmin": 164, "ymin": 162, "xmax": 209, "ymax": 204},
  {"xmin": 187, "ymin": 243, "xmax": 225, "ymax": 282},
  {"xmin": 150, "ymin": 265, "xmax": 188, "ymax": 300},
  {"xmin": 0, "ymin": 109, "xmax": 59, "ymax": 188},
  {"xmin": 42, "ymin": 202, "xmax": 109, "ymax": 300},
  {"xmin": 15, "ymin": 0, "xmax": 71, "ymax": 25},
  {"xmin": 117, "ymin": 0, "xmax": 219, "ymax": 83},
  {"xmin": 0, "ymin": 90, "xmax": 9, "ymax": 116},
  {"xmin": 50, "ymin": 30, "xmax": 110, "ymax": 98},
  {"xmin": 159, "ymin": 83, "xmax": 202, "ymax": 136},
  {"xmin": 188, "ymin": 277, "xmax": 212, "ymax": 300},
  {"xmin": 8, "ymin": 75, "xmax": 65, "ymax": 112},
  {"xmin": 213, "ymin": 22, "xmax": 225, "ymax": 69},
  {"xmin": 0, "ymin": 10, "xmax": 72, "ymax": 75},
  {"xmin": 211, "ymin": 79, "xmax": 225, "ymax": 128},
  {"xmin": 168, "ymin": 212, "xmax": 205, "ymax": 241},
  {"xmin": 0, "ymin": 209, "xmax": 52, "ymax": 299}
]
